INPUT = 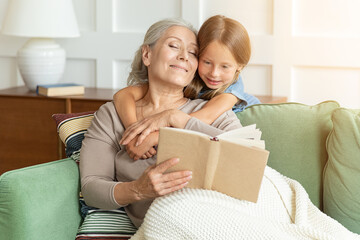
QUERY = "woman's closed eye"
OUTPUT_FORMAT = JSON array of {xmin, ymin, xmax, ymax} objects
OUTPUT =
[
  {"xmin": 169, "ymin": 44, "xmax": 179, "ymax": 49},
  {"xmin": 188, "ymin": 50, "xmax": 198, "ymax": 57}
]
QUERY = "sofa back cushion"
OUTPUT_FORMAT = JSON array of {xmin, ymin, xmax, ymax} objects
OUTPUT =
[
  {"xmin": 323, "ymin": 108, "xmax": 360, "ymax": 234},
  {"xmin": 237, "ymin": 101, "xmax": 339, "ymax": 209}
]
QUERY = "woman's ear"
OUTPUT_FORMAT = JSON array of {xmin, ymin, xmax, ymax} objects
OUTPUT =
[{"xmin": 142, "ymin": 45, "xmax": 151, "ymax": 66}]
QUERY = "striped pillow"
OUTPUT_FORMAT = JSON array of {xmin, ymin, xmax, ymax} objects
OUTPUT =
[
  {"xmin": 52, "ymin": 111, "xmax": 94, "ymax": 158},
  {"xmin": 76, "ymin": 198, "xmax": 137, "ymax": 240}
]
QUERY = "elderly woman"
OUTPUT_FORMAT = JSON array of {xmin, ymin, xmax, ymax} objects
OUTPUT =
[{"xmin": 80, "ymin": 18, "xmax": 242, "ymax": 228}]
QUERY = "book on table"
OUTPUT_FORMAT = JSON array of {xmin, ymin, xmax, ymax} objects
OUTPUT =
[
  {"xmin": 156, "ymin": 124, "xmax": 269, "ymax": 203},
  {"xmin": 36, "ymin": 83, "xmax": 85, "ymax": 96}
]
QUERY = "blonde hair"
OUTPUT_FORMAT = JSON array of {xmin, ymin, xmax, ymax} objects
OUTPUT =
[
  {"xmin": 127, "ymin": 18, "xmax": 197, "ymax": 86},
  {"xmin": 184, "ymin": 15, "xmax": 251, "ymax": 100}
]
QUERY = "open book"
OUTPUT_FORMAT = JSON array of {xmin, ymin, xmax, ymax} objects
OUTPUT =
[{"xmin": 156, "ymin": 124, "xmax": 269, "ymax": 203}]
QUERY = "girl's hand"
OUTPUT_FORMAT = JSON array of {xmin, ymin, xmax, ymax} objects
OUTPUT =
[
  {"xmin": 140, "ymin": 148, "xmax": 157, "ymax": 160},
  {"xmin": 126, "ymin": 132, "xmax": 159, "ymax": 161},
  {"xmin": 132, "ymin": 158, "xmax": 192, "ymax": 200},
  {"xmin": 120, "ymin": 109, "xmax": 174, "ymax": 146},
  {"xmin": 120, "ymin": 109, "xmax": 191, "ymax": 146}
]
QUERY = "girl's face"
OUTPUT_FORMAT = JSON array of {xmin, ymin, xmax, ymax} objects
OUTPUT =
[
  {"xmin": 144, "ymin": 26, "xmax": 198, "ymax": 89},
  {"xmin": 198, "ymin": 41, "xmax": 241, "ymax": 89}
]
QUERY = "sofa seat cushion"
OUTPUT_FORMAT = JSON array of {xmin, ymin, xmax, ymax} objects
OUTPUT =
[
  {"xmin": 237, "ymin": 101, "xmax": 339, "ymax": 209},
  {"xmin": 323, "ymin": 108, "xmax": 360, "ymax": 234}
]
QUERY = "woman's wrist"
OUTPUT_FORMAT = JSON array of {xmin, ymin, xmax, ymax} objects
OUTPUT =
[
  {"xmin": 129, "ymin": 181, "xmax": 143, "ymax": 201},
  {"xmin": 114, "ymin": 181, "xmax": 142, "ymax": 205}
]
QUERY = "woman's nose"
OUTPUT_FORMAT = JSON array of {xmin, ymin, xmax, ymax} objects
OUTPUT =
[{"xmin": 177, "ymin": 48, "xmax": 188, "ymax": 61}]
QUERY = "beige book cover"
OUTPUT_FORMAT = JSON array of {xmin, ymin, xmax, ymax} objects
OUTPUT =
[{"xmin": 156, "ymin": 125, "xmax": 269, "ymax": 203}]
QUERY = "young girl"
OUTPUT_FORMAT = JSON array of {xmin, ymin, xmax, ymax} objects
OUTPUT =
[{"xmin": 115, "ymin": 15, "xmax": 259, "ymax": 159}]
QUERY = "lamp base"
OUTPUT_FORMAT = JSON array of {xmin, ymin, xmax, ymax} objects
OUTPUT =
[{"xmin": 17, "ymin": 38, "xmax": 66, "ymax": 91}]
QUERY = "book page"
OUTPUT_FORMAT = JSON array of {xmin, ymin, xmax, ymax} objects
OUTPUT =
[
  {"xmin": 217, "ymin": 124, "xmax": 265, "ymax": 149},
  {"xmin": 211, "ymin": 140, "xmax": 269, "ymax": 203},
  {"xmin": 156, "ymin": 127, "xmax": 211, "ymax": 188},
  {"xmin": 217, "ymin": 124, "xmax": 260, "ymax": 140}
]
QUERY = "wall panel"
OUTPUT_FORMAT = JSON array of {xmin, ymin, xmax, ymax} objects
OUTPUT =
[
  {"xmin": 73, "ymin": 0, "xmax": 96, "ymax": 32},
  {"xmin": 113, "ymin": 0, "xmax": 181, "ymax": 33},
  {"xmin": 62, "ymin": 59, "xmax": 96, "ymax": 87},
  {"xmin": 242, "ymin": 65, "xmax": 272, "ymax": 96},
  {"xmin": 292, "ymin": 67, "xmax": 360, "ymax": 108},
  {"xmin": 0, "ymin": 1, "xmax": 7, "ymax": 28},
  {"xmin": 113, "ymin": 60, "xmax": 132, "ymax": 89},
  {"xmin": 0, "ymin": 57, "xmax": 17, "ymax": 89},
  {"xmin": 293, "ymin": 0, "xmax": 360, "ymax": 37},
  {"xmin": 202, "ymin": 0, "xmax": 274, "ymax": 35}
]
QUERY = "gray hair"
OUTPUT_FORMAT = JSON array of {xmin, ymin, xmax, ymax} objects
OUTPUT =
[{"xmin": 127, "ymin": 18, "xmax": 197, "ymax": 86}]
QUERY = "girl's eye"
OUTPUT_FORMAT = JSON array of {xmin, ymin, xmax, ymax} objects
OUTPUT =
[
  {"xmin": 169, "ymin": 44, "xmax": 179, "ymax": 49},
  {"xmin": 203, "ymin": 60, "xmax": 211, "ymax": 65},
  {"xmin": 222, "ymin": 65, "xmax": 229, "ymax": 69}
]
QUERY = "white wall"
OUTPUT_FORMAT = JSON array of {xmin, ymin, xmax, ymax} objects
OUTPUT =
[{"xmin": 0, "ymin": 0, "xmax": 359, "ymax": 108}]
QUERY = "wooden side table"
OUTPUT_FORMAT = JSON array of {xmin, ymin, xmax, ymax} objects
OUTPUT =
[
  {"xmin": 0, "ymin": 86, "xmax": 286, "ymax": 174},
  {"xmin": 0, "ymin": 87, "xmax": 117, "ymax": 174}
]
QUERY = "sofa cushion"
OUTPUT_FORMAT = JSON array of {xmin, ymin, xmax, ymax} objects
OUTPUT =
[
  {"xmin": 0, "ymin": 159, "xmax": 82, "ymax": 240},
  {"xmin": 76, "ymin": 205, "xmax": 137, "ymax": 240},
  {"xmin": 52, "ymin": 111, "xmax": 94, "ymax": 157},
  {"xmin": 323, "ymin": 108, "xmax": 360, "ymax": 234},
  {"xmin": 236, "ymin": 101, "xmax": 339, "ymax": 209}
]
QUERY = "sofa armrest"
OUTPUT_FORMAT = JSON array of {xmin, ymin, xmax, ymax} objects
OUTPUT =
[{"xmin": 0, "ymin": 158, "xmax": 82, "ymax": 240}]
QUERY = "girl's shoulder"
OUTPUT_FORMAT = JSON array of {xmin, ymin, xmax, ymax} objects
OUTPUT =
[{"xmin": 225, "ymin": 78, "xmax": 244, "ymax": 92}]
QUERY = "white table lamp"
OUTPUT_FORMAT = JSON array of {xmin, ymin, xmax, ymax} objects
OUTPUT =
[{"xmin": 1, "ymin": 0, "xmax": 80, "ymax": 91}]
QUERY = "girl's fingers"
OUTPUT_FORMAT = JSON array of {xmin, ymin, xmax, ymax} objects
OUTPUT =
[{"xmin": 149, "ymin": 147, "xmax": 157, "ymax": 155}]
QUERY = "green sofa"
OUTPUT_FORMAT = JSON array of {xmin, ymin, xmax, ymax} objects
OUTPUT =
[{"xmin": 0, "ymin": 101, "xmax": 359, "ymax": 239}]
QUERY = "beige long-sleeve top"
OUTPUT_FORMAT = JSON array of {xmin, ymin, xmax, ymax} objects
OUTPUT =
[{"xmin": 80, "ymin": 98, "xmax": 242, "ymax": 227}]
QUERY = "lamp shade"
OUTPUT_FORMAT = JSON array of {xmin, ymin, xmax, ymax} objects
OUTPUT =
[{"xmin": 1, "ymin": 0, "xmax": 80, "ymax": 38}]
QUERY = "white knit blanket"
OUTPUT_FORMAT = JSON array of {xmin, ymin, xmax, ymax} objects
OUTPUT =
[{"xmin": 130, "ymin": 166, "xmax": 359, "ymax": 240}]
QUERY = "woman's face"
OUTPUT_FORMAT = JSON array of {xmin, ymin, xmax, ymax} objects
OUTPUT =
[
  {"xmin": 143, "ymin": 26, "xmax": 198, "ymax": 88},
  {"xmin": 198, "ymin": 40, "xmax": 241, "ymax": 90}
]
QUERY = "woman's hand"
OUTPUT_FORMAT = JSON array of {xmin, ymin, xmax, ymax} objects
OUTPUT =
[
  {"xmin": 132, "ymin": 158, "xmax": 192, "ymax": 200},
  {"xmin": 126, "ymin": 132, "xmax": 158, "ymax": 160},
  {"xmin": 120, "ymin": 109, "xmax": 191, "ymax": 146}
]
